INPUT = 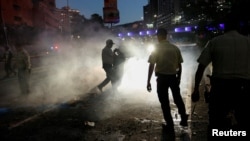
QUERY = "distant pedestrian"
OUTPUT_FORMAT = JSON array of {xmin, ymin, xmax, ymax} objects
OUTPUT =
[
  {"xmin": 14, "ymin": 43, "xmax": 31, "ymax": 95},
  {"xmin": 2, "ymin": 45, "xmax": 16, "ymax": 78},
  {"xmin": 146, "ymin": 28, "xmax": 188, "ymax": 129},
  {"xmin": 191, "ymin": 13, "xmax": 250, "ymax": 140},
  {"xmin": 97, "ymin": 39, "xmax": 115, "ymax": 93}
]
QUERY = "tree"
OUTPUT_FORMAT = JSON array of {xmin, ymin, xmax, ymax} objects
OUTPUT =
[{"xmin": 90, "ymin": 13, "xmax": 104, "ymax": 27}]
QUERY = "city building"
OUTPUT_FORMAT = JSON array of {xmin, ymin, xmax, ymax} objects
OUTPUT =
[
  {"xmin": 143, "ymin": 0, "xmax": 158, "ymax": 29},
  {"xmin": 0, "ymin": 0, "xmax": 87, "ymax": 45},
  {"xmin": 33, "ymin": 0, "xmax": 58, "ymax": 31},
  {"xmin": 0, "ymin": 0, "xmax": 33, "ymax": 26}
]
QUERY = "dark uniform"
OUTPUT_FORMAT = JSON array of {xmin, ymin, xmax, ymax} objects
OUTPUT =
[
  {"xmin": 98, "ymin": 39, "xmax": 115, "ymax": 92},
  {"xmin": 192, "ymin": 15, "xmax": 250, "ymax": 140},
  {"xmin": 3, "ymin": 46, "xmax": 16, "ymax": 77},
  {"xmin": 15, "ymin": 44, "xmax": 31, "ymax": 95}
]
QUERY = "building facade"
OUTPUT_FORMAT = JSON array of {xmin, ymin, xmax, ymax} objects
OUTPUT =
[
  {"xmin": 33, "ymin": 0, "xmax": 58, "ymax": 31},
  {"xmin": 0, "ymin": 0, "xmax": 33, "ymax": 26}
]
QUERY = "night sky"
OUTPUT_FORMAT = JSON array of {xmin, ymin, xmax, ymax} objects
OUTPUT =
[{"xmin": 55, "ymin": 0, "xmax": 148, "ymax": 25}]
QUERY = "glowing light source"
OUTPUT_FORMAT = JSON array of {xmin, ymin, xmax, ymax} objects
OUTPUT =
[
  {"xmin": 147, "ymin": 44, "xmax": 155, "ymax": 53},
  {"xmin": 219, "ymin": 23, "xmax": 224, "ymax": 30},
  {"xmin": 185, "ymin": 27, "xmax": 191, "ymax": 32}
]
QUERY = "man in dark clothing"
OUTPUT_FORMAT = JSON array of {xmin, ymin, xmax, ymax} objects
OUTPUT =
[
  {"xmin": 191, "ymin": 13, "xmax": 250, "ymax": 140},
  {"xmin": 97, "ymin": 39, "xmax": 115, "ymax": 93},
  {"xmin": 3, "ymin": 46, "xmax": 16, "ymax": 78},
  {"xmin": 14, "ymin": 43, "xmax": 31, "ymax": 95},
  {"xmin": 147, "ymin": 28, "xmax": 188, "ymax": 129}
]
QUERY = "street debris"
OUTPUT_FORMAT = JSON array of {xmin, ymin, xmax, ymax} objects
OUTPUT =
[{"xmin": 84, "ymin": 121, "xmax": 95, "ymax": 127}]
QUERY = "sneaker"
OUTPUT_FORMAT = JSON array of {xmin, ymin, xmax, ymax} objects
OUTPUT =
[{"xmin": 180, "ymin": 114, "xmax": 188, "ymax": 126}]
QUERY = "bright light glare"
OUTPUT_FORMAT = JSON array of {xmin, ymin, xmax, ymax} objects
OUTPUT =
[
  {"xmin": 147, "ymin": 44, "xmax": 155, "ymax": 53},
  {"xmin": 118, "ymin": 57, "xmax": 158, "ymax": 101}
]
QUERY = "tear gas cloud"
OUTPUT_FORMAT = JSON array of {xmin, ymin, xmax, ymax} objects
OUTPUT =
[
  {"xmin": 28, "ymin": 33, "xmax": 161, "ymax": 107},
  {"xmin": 6, "ymin": 26, "xmax": 202, "ymax": 119}
]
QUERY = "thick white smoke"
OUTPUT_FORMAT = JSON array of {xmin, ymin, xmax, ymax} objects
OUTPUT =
[{"xmin": 1, "ymin": 27, "xmax": 202, "ymax": 121}]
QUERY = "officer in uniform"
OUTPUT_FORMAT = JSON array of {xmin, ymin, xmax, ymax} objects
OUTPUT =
[
  {"xmin": 147, "ymin": 28, "xmax": 188, "ymax": 128},
  {"xmin": 192, "ymin": 13, "xmax": 250, "ymax": 140}
]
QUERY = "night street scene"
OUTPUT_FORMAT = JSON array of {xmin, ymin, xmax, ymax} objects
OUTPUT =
[{"xmin": 0, "ymin": 0, "xmax": 249, "ymax": 141}]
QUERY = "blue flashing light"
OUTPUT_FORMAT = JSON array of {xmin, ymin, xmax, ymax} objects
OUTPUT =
[
  {"xmin": 175, "ymin": 27, "xmax": 184, "ymax": 32},
  {"xmin": 219, "ymin": 23, "xmax": 224, "ymax": 30},
  {"xmin": 207, "ymin": 27, "xmax": 215, "ymax": 31},
  {"xmin": 140, "ymin": 31, "xmax": 148, "ymax": 36},
  {"xmin": 185, "ymin": 27, "xmax": 191, "ymax": 32}
]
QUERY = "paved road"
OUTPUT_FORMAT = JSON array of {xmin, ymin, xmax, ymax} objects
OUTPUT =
[{"xmin": 0, "ymin": 47, "xmax": 204, "ymax": 141}]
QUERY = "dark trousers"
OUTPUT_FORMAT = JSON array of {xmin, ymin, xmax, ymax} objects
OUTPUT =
[
  {"xmin": 207, "ymin": 78, "xmax": 250, "ymax": 140},
  {"xmin": 98, "ymin": 64, "xmax": 114, "ymax": 89},
  {"xmin": 4, "ymin": 61, "xmax": 15, "ymax": 77},
  {"xmin": 156, "ymin": 74, "xmax": 187, "ymax": 126},
  {"xmin": 18, "ymin": 68, "xmax": 30, "ymax": 95}
]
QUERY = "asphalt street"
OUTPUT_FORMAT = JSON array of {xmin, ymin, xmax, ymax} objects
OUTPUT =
[{"xmin": 0, "ymin": 47, "xmax": 209, "ymax": 141}]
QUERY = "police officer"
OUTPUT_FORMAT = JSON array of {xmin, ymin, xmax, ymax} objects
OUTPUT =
[
  {"xmin": 147, "ymin": 28, "xmax": 188, "ymax": 129},
  {"xmin": 191, "ymin": 13, "xmax": 250, "ymax": 140}
]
